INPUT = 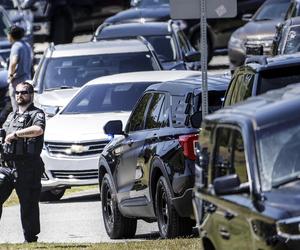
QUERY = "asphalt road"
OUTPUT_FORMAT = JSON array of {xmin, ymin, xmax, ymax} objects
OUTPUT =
[
  {"xmin": 0, "ymin": 36, "xmax": 230, "ymax": 243},
  {"xmin": 0, "ymin": 189, "xmax": 159, "ymax": 243}
]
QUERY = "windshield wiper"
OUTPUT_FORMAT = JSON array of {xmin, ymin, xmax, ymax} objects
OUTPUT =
[
  {"xmin": 45, "ymin": 86, "xmax": 75, "ymax": 91},
  {"xmin": 272, "ymin": 175, "xmax": 300, "ymax": 188}
]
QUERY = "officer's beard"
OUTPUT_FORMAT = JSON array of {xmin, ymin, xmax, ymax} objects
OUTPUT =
[{"xmin": 17, "ymin": 95, "xmax": 33, "ymax": 107}]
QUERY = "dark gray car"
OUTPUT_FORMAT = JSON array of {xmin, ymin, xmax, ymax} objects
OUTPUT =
[{"xmin": 228, "ymin": 0, "xmax": 291, "ymax": 70}]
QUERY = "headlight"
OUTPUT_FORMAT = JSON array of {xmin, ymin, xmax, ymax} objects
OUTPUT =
[
  {"xmin": 277, "ymin": 216, "xmax": 300, "ymax": 239},
  {"xmin": 229, "ymin": 34, "xmax": 245, "ymax": 51}
]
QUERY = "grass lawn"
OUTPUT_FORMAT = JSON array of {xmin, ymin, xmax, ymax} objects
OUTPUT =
[{"xmin": 0, "ymin": 238, "xmax": 202, "ymax": 249}]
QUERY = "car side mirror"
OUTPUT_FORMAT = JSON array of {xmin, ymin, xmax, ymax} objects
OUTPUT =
[
  {"xmin": 242, "ymin": 13, "xmax": 252, "ymax": 22},
  {"xmin": 104, "ymin": 120, "xmax": 124, "ymax": 136},
  {"xmin": 275, "ymin": 22, "xmax": 283, "ymax": 32},
  {"xmin": 213, "ymin": 174, "xmax": 250, "ymax": 195},
  {"xmin": 190, "ymin": 111, "xmax": 202, "ymax": 128},
  {"xmin": 184, "ymin": 51, "xmax": 201, "ymax": 62}
]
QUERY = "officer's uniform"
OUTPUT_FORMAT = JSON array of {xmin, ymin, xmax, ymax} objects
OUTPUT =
[{"xmin": 0, "ymin": 103, "xmax": 45, "ymax": 242}]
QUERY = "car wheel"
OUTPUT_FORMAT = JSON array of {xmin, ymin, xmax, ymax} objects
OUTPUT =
[
  {"xmin": 156, "ymin": 176, "xmax": 189, "ymax": 238},
  {"xmin": 191, "ymin": 32, "xmax": 213, "ymax": 64},
  {"xmin": 101, "ymin": 174, "xmax": 137, "ymax": 239},
  {"xmin": 40, "ymin": 188, "xmax": 65, "ymax": 201},
  {"xmin": 51, "ymin": 15, "xmax": 73, "ymax": 44}
]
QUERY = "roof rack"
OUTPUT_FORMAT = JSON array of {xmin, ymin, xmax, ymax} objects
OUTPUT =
[{"xmin": 245, "ymin": 55, "xmax": 268, "ymax": 65}]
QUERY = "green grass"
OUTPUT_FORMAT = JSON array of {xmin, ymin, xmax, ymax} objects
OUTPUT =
[
  {"xmin": 0, "ymin": 238, "xmax": 202, "ymax": 249},
  {"xmin": 3, "ymin": 185, "xmax": 99, "ymax": 207}
]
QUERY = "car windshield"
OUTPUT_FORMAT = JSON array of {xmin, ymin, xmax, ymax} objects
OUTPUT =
[
  {"xmin": 254, "ymin": 1, "xmax": 289, "ymax": 21},
  {"xmin": 138, "ymin": 0, "xmax": 169, "ymax": 7},
  {"xmin": 257, "ymin": 66, "xmax": 300, "ymax": 94},
  {"xmin": 283, "ymin": 26, "xmax": 300, "ymax": 54},
  {"xmin": 62, "ymin": 82, "xmax": 156, "ymax": 114},
  {"xmin": 258, "ymin": 119, "xmax": 300, "ymax": 190},
  {"xmin": 40, "ymin": 52, "xmax": 159, "ymax": 91}
]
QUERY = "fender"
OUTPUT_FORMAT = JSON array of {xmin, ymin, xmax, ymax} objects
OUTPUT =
[
  {"xmin": 98, "ymin": 155, "xmax": 117, "ymax": 195},
  {"xmin": 149, "ymin": 156, "xmax": 174, "ymax": 205}
]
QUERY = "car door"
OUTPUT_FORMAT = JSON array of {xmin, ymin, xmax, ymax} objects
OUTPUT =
[
  {"xmin": 114, "ymin": 93, "xmax": 152, "ymax": 202},
  {"xmin": 131, "ymin": 93, "xmax": 169, "ymax": 200},
  {"xmin": 203, "ymin": 126, "xmax": 252, "ymax": 250}
]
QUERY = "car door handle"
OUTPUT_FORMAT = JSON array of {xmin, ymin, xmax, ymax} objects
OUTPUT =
[
  {"xmin": 219, "ymin": 228, "xmax": 230, "ymax": 240},
  {"xmin": 224, "ymin": 211, "xmax": 235, "ymax": 220}
]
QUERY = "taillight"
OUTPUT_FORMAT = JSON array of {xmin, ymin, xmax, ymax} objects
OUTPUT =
[{"xmin": 179, "ymin": 134, "xmax": 199, "ymax": 161}]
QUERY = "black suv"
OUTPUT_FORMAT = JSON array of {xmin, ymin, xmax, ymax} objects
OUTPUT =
[
  {"xmin": 224, "ymin": 54, "xmax": 300, "ymax": 106},
  {"xmin": 98, "ymin": 75, "xmax": 229, "ymax": 239},
  {"xmin": 194, "ymin": 83, "xmax": 300, "ymax": 250}
]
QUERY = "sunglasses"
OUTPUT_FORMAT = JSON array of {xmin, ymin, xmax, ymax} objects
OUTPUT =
[{"xmin": 15, "ymin": 90, "xmax": 31, "ymax": 95}]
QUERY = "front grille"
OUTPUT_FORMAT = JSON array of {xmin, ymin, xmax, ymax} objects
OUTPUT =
[
  {"xmin": 51, "ymin": 169, "xmax": 98, "ymax": 180},
  {"xmin": 45, "ymin": 140, "xmax": 110, "ymax": 157}
]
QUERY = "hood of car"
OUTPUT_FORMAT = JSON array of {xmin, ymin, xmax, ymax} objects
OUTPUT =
[
  {"xmin": 265, "ymin": 180, "xmax": 300, "ymax": 218},
  {"xmin": 239, "ymin": 20, "xmax": 279, "ymax": 40},
  {"xmin": 106, "ymin": 6, "xmax": 170, "ymax": 24},
  {"xmin": 0, "ymin": 39, "xmax": 10, "ymax": 49},
  {"xmin": 35, "ymin": 88, "xmax": 80, "ymax": 108},
  {"xmin": 44, "ymin": 112, "xmax": 131, "ymax": 142}
]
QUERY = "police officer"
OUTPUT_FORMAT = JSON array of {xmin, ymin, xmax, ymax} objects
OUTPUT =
[{"xmin": 0, "ymin": 81, "xmax": 45, "ymax": 243}]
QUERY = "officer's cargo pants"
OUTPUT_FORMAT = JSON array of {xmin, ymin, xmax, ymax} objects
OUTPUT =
[{"xmin": 0, "ymin": 158, "xmax": 43, "ymax": 241}]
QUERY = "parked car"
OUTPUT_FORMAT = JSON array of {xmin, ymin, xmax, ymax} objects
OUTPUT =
[
  {"xmin": 194, "ymin": 83, "xmax": 300, "ymax": 250},
  {"xmin": 104, "ymin": 0, "xmax": 265, "ymax": 63},
  {"xmin": 92, "ymin": 21, "xmax": 200, "ymax": 70},
  {"xmin": 33, "ymin": 38, "xmax": 162, "ymax": 117},
  {"xmin": 0, "ymin": 69, "xmax": 10, "ymax": 126},
  {"xmin": 21, "ymin": 0, "xmax": 130, "ymax": 44},
  {"xmin": 228, "ymin": 0, "xmax": 291, "ymax": 70},
  {"xmin": 40, "ymin": 70, "xmax": 201, "ymax": 201},
  {"xmin": 271, "ymin": 16, "xmax": 300, "ymax": 55},
  {"xmin": 223, "ymin": 54, "xmax": 300, "ymax": 106},
  {"xmin": 99, "ymin": 74, "xmax": 229, "ymax": 239}
]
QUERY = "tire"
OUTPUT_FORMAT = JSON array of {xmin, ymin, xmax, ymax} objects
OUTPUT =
[
  {"xmin": 191, "ymin": 32, "xmax": 213, "ymax": 64},
  {"xmin": 101, "ymin": 174, "xmax": 137, "ymax": 239},
  {"xmin": 155, "ymin": 176, "xmax": 193, "ymax": 238},
  {"xmin": 51, "ymin": 15, "xmax": 73, "ymax": 45},
  {"xmin": 40, "ymin": 188, "xmax": 65, "ymax": 201}
]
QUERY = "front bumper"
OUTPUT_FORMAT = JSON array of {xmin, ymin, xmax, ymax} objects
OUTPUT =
[{"xmin": 41, "ymin": 149, "xmax": 99, "ymax": 191}]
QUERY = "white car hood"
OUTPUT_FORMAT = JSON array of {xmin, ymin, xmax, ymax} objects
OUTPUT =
[
  {"xmin": 35, "ymin": 89, "xmax": 79, "ymax": 108},
  {"xmin": 45, "ymin": 112, "xmax": 131, "ymax": 142}
]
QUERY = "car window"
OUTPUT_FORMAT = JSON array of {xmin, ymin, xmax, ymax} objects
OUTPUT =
[
  {"xmin": 62, "ymin": 82, "xmax": 153, "ymax": 114},
  {"xmin": 171, "ymin": 95, "xmax": 187, "ymax": 128},
  {"xmin": 223, "ymin": 75, "xmax": 239, "ymax": 106},
  {"xmin": 258, "ymin": 66, "xmax": 300, "ymax": 94},
  {"xmin": 224, "ymin": 74, "xmax": 248, "ymax": 106},
  {"xmin": 283, "ymin": 25, "xmax": 300, "ymax": 54},
  {"xmin": 40, "ymin": 52, "xmax": 159, "ymax": 90},
  {"xmin": 213, "ymin": 127, "xmax": 248, "ymax": 184},
  {"xmin": 145, "ymin": 93, "xmax": 168, "ymax": 129},
  {"xmin": 177, "ymin": 30, "xmax": 191, "ymax": 54},
  {"xmin": 145, "ymin": 35, "xmax": 177, "ymax": 62},
  {"xmin": 0, "ymin": 10, "xmax": 11, "ymax": 37},
  {"xmin": 234, "ymin": 74, "xmax": 254, "ymax": 103},
  {"xmin": 126, "ymin": 93, "xmax": 152, "ymax": 132}
]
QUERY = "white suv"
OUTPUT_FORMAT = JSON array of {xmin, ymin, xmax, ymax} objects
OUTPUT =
[
  {"xmin": 40, "ymin": 71, "xmax": 200, "ymax": 201},
  {"xmin": 33, "ymin": 38, "xmax": 162, "ymax": 117}
]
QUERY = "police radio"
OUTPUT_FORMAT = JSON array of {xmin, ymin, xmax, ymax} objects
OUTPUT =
[{"xmin": 0, "ymin": 128, "xmax": 6, "ymax": 164}]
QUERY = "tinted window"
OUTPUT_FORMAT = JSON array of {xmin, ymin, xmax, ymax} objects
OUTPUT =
[
  {"xmin": 213, "ymin": 127, "xmax": 248, "ymax": 184},
  {"xmin": 126, "ymin": 93, "xmax": 152, "ymax": 132},
  {"xmin": 258, "ymin": 66, "xmax": 300, "ymax": 94},
  {"xmin": 62, "ymin": 82, "xmax": 153, "ymax": 114},
  {"xmin": 39, "ymin": 52, "xmax": 159, "ymax": 90},
  {"xmin": 145, "ymin": 93, "xmax": 167, "ymax": 129},
  {"xmin": 139, "ymin": 0, "xmax": 169, "ymax": 7},
  {"xmin": 224, "ymin": 75, "xmax": 239, "ymax": 106},
  {"xmin": 234, "ymin": 74, "xmax": 254, "ymax": 103},
  {"xmin": 283, "ymin": 26, "xmax": 300, "ymax": 54}
]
